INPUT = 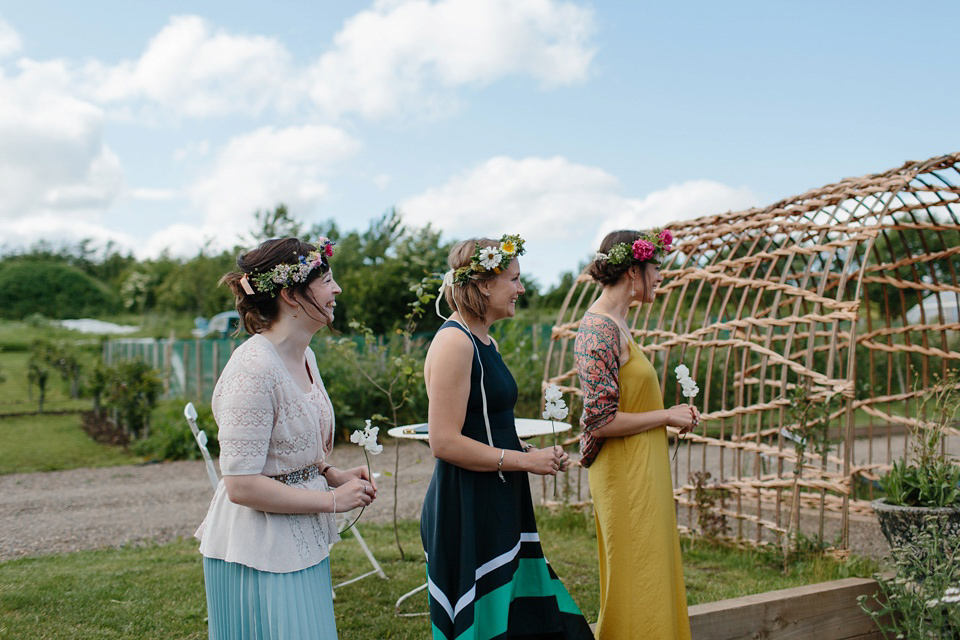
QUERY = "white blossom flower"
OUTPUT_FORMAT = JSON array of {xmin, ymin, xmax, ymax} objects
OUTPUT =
[
  {"xmin": 351, "ymin": 420, "xmax": 383, "ymax": 455},
  {"xmin": 544, "ymin": 384, "xmax": 563, "ymax": 403},
  {"xmin": 542, "ymin": 400, "xmax": 568, "ymax": 421},
  {"xmin": 675, "ymin": 364, "xmax": 690, "ymax": 379},
  {"xmin": 478, "ymin": 248, "xmax": 503, "ymax": 270}
]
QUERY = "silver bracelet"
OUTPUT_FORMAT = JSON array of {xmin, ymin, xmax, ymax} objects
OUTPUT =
[
  {"xmin": 330, "ymin": 490, "xmax": 337, "ymax": 514},
  {"xmin": 497, "ymin": 448, "xmax": 506, "ymax": 472}
]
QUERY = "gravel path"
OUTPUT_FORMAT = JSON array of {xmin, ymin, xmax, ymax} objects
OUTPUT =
[
  {"xmin": 0, "ymin": 440, "xmax": 435, "ymax": 562},
  {"xmin": 0, "ymin": 439, "xmax": 891, "ymax": 563}
]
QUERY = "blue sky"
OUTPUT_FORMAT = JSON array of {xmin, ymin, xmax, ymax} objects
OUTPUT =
[{"xmin": 1, "ymin": 0, "xmax": 957, "ymax": 288}]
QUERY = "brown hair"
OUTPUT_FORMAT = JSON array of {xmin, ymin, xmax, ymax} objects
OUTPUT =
[
  {"xmin": 587, "ymin": 229, "xmax": 659, "ymax": 296},
  {"xmin": 587, "ymin": 230, "xmax": 642, "ymax": 286},
  {"xmin": 443, "ymin": 238, "xmax": 502, "ymax": 321},
  {"xmin": 220, "ymin": 237, "xmax": 330, "ymax": 335}
]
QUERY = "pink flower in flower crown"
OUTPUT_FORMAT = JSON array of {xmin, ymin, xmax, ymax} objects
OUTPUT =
[
  {"xmin": 632, "ymin": 239, "xmax": 655, "ymax": 261},
  {"xmin": 659, "ymin": 229, "xmax": 673, "ymax": 251},
  {"xmin": 324, "ymin": 243, "xmax": 334, "ymax": 257}
]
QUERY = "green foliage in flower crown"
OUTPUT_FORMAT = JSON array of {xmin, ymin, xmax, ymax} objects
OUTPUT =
[{"xmin": 606, "ymin": 243, "xmax": 632, "ymax": 265}]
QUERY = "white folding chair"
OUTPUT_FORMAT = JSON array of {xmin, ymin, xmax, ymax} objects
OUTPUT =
[
  {"xmin": 183, "ymin": 403, "xmax": 388, "ymax": 593},
  {"xmin": 184, "ymin": 403, "xmax": 220, "ymax": 491}
]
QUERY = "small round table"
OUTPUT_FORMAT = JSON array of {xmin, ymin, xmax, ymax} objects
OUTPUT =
[
  {"xmin": 387, "ymin": 417, "xmax": 573, "ymax": 616},
  {"xmin": 387, "ymin": 417, "xmax": 572, "ymax": 442}
]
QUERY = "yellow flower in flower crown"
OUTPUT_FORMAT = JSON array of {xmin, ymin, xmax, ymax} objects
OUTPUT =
[{"xmin": 500, "ymin": 239, "xmax": 516, "ymax": 255}]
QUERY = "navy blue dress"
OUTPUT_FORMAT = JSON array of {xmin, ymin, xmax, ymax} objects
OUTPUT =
[{"xmin": 420, "ymin": 321, "xmax": 593, "ymax": 639}]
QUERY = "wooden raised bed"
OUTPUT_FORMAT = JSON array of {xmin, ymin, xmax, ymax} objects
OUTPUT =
[{"xmin": 688, "ymin": 577, "xmax": 884, "ymax": 640}]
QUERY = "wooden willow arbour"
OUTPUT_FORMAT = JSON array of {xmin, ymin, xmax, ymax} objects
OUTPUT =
[{"xmin": 545, "ymin": 151, "xmax": 960, "ymax": 550}]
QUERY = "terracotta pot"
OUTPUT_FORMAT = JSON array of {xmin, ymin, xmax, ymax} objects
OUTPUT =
[{"xmin": 871, "ymin": 498, "xmax": 960, "ymax": 550}]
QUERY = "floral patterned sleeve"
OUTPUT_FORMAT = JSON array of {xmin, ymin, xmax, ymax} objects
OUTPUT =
[{"xmin": 574, "ymin": 313, "xmax": 622, "ymax": 467}]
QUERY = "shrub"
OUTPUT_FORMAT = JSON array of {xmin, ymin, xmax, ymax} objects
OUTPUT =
[
  {"xmin": 0, "ymin": 259, "xmax": 120, "ymax": 319},
  {"xmin": 132, "ymin": 399, "xmax": 218, "ymax": 461}
]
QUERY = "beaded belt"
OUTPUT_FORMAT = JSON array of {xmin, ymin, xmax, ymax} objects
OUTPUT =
[{"xmin": 271, "ymin": 464, "xmax": 320, "ymax": 485}]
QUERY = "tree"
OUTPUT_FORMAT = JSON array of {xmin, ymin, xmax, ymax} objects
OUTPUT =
[
  {"xmin": 27, "ymin": 342, "xmax": 52, "ymax": 412},
  {"xmin": 331, "ymin": 209, "xmax": 451, "ymax": 334},
  {"xmin": 248, "ymin": 204, "xmax": 304, "ymax": 243}
]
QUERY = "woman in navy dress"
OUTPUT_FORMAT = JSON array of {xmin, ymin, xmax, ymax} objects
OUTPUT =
[{"xmin": 420, "ymin": 234, "xmax": 594, "ymax": 640}]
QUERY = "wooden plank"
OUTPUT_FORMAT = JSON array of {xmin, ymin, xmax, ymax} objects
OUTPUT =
[{"xmin": 688, "ymin": 577, "xmax": 884, "ymax": 640}]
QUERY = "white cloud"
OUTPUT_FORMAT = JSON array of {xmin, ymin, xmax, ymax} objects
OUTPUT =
[
  {"xmin": 129, "ymin": 187, "xmax": 178, "ymax": 201},
  {"xmin": 0, "ymin": 65, "xmax": 124, "ymax": 221},
  {"xmin": 307, "ymin": 0, "xmax": 595, "ymax": 119},
  {"xmin": 401, "ymin": 156, "xmax": 758, "ymax": 285},
  {"xmin": 0, "ymin": 17, "xmax": 21, "ymax": 57},
  {"xmin": 86, "ymin": 15, "xmax": 294, "ymax": 118},
  {"xmin": 189, "ymin": 125, "xmax": 361, "ymax": 227},
  {"xmin": 2, "ymin": 213, "xmax": 135, "ymax": 252}
]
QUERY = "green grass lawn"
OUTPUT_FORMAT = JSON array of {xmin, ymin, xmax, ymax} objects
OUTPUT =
[
  {"xmin": 0, "ymin": 412, "xmax": 138, "ymax": 474},
  {"xmin": 0, "ymin": 512, "xmax": 877, "ymax": 640}
]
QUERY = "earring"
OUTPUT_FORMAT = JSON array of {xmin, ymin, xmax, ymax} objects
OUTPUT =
[
  {"xmin": 293, "ymin": 311, "xmax": 299, "ymax": 318},
  {"xmin": 630, "ymin": 280, "xmax": 635, "ymax": 298}
]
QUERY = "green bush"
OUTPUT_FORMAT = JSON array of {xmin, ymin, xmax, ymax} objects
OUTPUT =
[
  {"xmin": 132, "ymin": 399, "xmax": 218, "ymax": 461},
  {"xmin": 0, "ymin": 259, "xmax": 120, "ymax": 320},
  {"xmin": 93, "ymin": 360, "xmax": 162, "ymax": 438}
]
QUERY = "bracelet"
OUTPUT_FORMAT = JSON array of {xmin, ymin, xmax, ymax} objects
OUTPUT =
[
  {"xmin": 497, "ymin": 449, "xmax": 506, "ymax": 472},
  {"xmin": 320, "ymin": 464, "xmax": 335, "ymax": 477},
  {"xmin": 330, "ymin": 490, "xmax": 337, "ymax": 514}
]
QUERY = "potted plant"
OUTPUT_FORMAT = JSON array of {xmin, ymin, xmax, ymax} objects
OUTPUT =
[{"xmin": 871, "ymin": 370, "xmax": 960, "ymax": 552}]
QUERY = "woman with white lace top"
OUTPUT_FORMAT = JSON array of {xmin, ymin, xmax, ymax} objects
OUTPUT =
[{"xmin": 195, "ymin": 237, "xmax": 377, "ymax": 640}]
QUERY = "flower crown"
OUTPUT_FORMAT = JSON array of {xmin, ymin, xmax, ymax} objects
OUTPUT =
[
  {"xmin": 242, "ymin": 238, "xmax": 336, "ymax": 297},
  {"xmin": 452, "ymin": 234, "xmax": 526, "ymax": 286},
  {"xmin": 594, "ymin": 228, "xmax": 673, "ymax": 266}
]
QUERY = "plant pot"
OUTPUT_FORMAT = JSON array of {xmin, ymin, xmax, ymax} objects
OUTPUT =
[{"xmin": 871, "ymin": 498, "xmax": 960, "ymax": 550}]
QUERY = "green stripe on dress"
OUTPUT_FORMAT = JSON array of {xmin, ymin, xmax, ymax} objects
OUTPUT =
[{"xmin": 430, "ymin": 558, "xmax": 585, "ymax": 640}]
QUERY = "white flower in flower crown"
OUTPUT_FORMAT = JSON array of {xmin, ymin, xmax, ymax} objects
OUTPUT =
[
  {"xmin": 478, "ymin": 247, "xmax": 503, "ymax": 270},
  {"xmin": 544, "ymin": 384, "xmax": 563, "ymax": 403}
]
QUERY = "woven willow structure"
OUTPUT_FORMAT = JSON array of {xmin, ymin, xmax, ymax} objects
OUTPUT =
[{"xmin": 546, "ymin": 152, "xmax": 960, "ymax": 550}]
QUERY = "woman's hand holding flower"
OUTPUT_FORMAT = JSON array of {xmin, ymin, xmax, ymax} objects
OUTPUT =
[
  {"xmin": 664, "ymin": 404, "xmax": 699, "ymax": 434},
  {"xmin": 332, "ymin": 477, "xmax": 377, "ymax": 512},
  {"xmin": 525, "ymin": 445, "xmax": 569, "ymax": 476},
  {"xmin": 328, "ymin": 465, "xmax": 378, "ymax": 496}
]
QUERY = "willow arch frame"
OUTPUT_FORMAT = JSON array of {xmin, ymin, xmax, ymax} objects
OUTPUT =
[{"xmin": 545, "ymin": 152, "xmax": 960, "ymax": 550}]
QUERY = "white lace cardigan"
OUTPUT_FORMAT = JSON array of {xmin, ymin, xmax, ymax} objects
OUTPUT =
[{"xmin": 195, "ymin": 333, "xmax": 340, "ymax": 573}]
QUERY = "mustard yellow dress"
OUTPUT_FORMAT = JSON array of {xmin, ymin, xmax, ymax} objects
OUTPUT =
[{"xmin": 575, "ymin": 313, "xmax": 690, "ymax": 639}]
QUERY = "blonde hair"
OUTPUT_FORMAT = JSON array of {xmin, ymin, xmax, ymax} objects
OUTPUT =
[{"xmin": 443, "ymin": 238, "xmax": 502, "ymax": 321}]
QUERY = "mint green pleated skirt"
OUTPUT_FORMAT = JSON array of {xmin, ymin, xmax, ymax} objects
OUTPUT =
[{"xmin": 203, "ymin": 556, "xmax": 338, "ymax": 640}]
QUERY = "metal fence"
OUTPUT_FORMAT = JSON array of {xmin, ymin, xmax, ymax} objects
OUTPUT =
[{"xmin": 103, "ymin": 338, "xmax": 245, "ymax": 401}]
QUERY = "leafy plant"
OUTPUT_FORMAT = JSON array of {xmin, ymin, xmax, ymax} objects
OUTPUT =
[
  {"xmin": 859, "ymin": 517, "xmax": 960, "ymax": 639},
  {"xmin": 880, "ymin": 370, "xmax": 960, "ymax": 508},
  {"xmin": 689, "ymin": 471, "xmax": 729, "ymax": 540},
  {"xmin": 132, "ymin": 399, "xmax": 218, "ymax": 461},
  {"xmin": 783, "ymin": 382, "xmax": 839, "ymax": 559},
  {"xmin": 91, "ymin": 360, "xmax": 163, "ymax": 439},
  {"xmin": 328, "ymin": 274, "xmax": 438, "ymax": 559}
]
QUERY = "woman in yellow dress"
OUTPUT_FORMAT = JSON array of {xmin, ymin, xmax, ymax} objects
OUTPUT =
[{"xmin": 573, "ymin": 229, "xmax": 699, "ymax": 639}]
